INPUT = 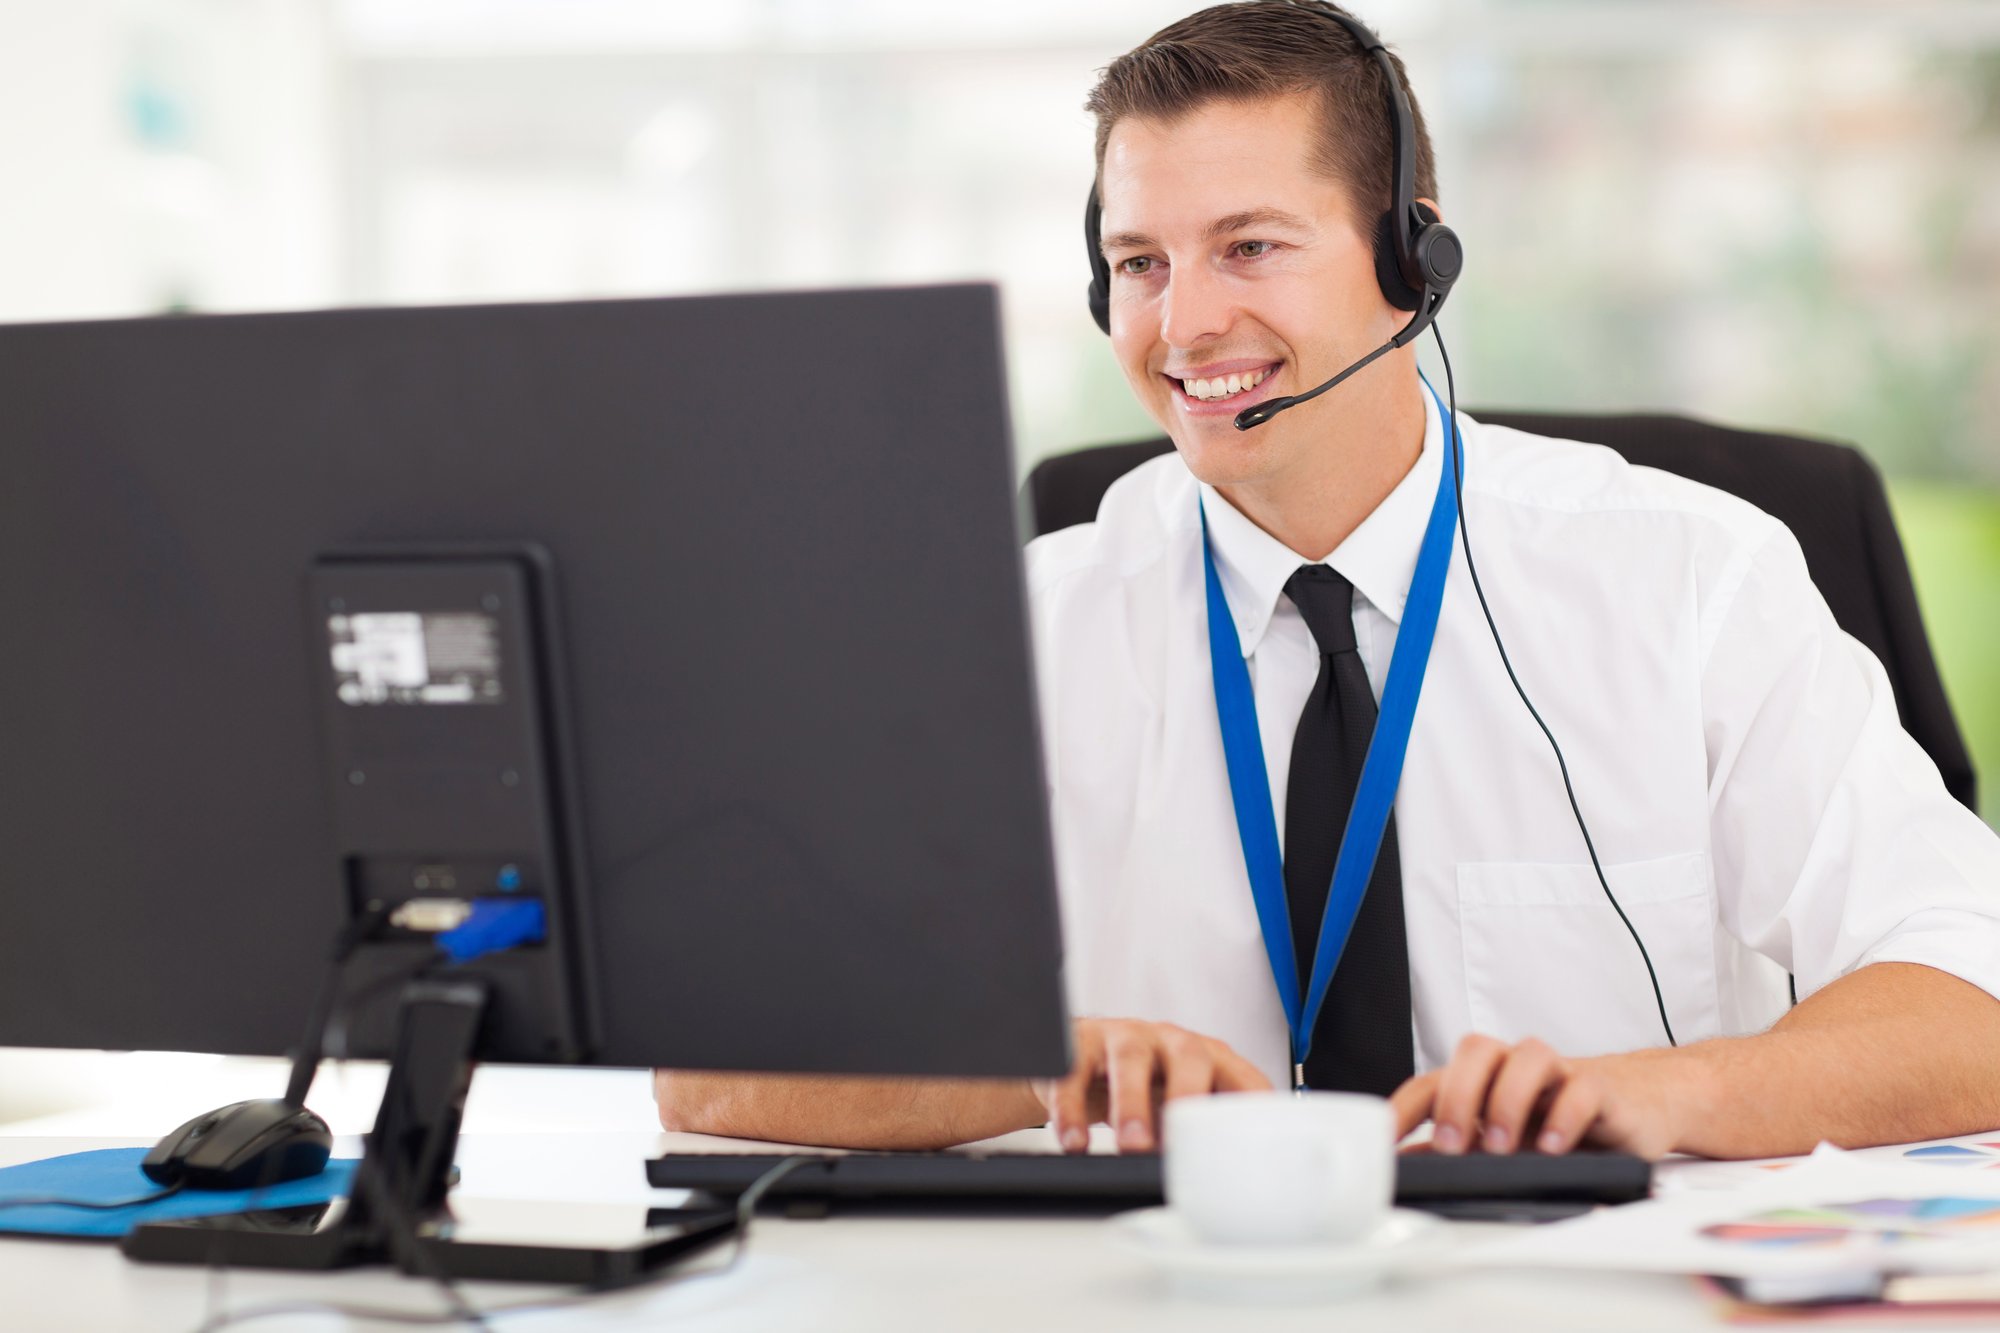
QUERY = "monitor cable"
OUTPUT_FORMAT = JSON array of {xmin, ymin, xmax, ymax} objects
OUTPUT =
[{"xmin": 285, "ymin": 902, "xmax": 394, "ymax": 1107}]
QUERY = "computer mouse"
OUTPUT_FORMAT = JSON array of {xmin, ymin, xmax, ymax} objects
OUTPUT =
[{"xmin": 141, "ymin": 1098, "xmax": 333, "ymax": 1191}]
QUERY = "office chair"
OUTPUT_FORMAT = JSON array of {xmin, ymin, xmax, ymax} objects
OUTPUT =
[{"xmin": 1022, "ymin": 409, "xmax": 1978, "ymax": 812}]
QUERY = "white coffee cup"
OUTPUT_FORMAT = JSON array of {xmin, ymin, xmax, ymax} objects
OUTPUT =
[{"xmin": 1162, "ymin": 1090, "xmax": 1394, "ymax": 1246}]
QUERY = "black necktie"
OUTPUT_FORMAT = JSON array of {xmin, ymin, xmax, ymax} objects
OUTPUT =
[{"xmin": 1280, "ymin": 565, "xmax": 1415, "ymax": 1096}]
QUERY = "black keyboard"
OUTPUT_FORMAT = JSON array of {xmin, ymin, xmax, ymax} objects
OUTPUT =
[{"xmin": 646, "ymin": 1149, "xmax": 1650, "ymax": 1220}]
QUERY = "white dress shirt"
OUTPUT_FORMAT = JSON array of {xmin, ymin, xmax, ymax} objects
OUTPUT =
[{"xmin": 1024, "ymin": 384, "xmax": 2000, "ymax": 1090}]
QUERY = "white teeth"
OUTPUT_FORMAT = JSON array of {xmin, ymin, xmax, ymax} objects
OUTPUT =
[{"xmin": 1179, "ymin": 367, "xmax": 1271, "ymax": 401}]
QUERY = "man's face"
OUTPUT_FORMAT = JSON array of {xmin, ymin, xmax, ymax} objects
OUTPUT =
[{"xmin": 1097, "ymin": 93, "xmax": 1403, "ymax": 487}]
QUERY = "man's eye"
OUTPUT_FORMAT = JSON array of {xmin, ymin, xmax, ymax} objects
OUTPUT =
[
  {"xmin": 1117, "ymin": 256, "xmax": 1154, "ymax": 276},
  {"xmin": 1233, "ymin": 241, "xmax": 1273, "ymax": 259}
]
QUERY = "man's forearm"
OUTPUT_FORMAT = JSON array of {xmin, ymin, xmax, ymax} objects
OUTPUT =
[
  {"xmin": 1605, "ymin": 962, "xmax": 2000, "ymax": 1159},
  {"xmin": 653, "ymin": 1069, "xmax": 1047, "ymax": 1151}
]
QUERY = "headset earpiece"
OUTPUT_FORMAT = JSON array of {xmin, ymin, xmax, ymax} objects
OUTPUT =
[
  {"xmin": 1085, "ymin": 187, "xmax": 1112, "ymax": 335},
  {"xmin": 1410, "ymin": 205, "xmax": 1463, "ymax": 292},
  {"xmin": 1372, "ymin": 207, "xmax": 1425, "ymax": 312},
  {"xmin": 1373, "ymin": 201, "xmax": 1461, "ymax": 313}
]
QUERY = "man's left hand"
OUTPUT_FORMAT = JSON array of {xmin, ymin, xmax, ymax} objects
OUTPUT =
[{"xmin": 1389, "ymin": 1034, "xmax": 1693, "ymax": 1161}]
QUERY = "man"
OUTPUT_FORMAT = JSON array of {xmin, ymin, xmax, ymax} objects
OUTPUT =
[{"xmin": 657, "ymin": 1, "xmax": 2000, "ymax": 1160}]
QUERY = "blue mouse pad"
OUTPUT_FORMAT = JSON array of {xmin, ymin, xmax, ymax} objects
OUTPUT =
[{"xmin": 0, "ymin": 1148, "xmax": 358, "ymax": 1239}]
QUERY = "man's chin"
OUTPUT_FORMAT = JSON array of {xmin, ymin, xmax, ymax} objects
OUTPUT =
[{"xmin": 1166, "ymin": 423, "xmax": 1281, "ymax": 491}]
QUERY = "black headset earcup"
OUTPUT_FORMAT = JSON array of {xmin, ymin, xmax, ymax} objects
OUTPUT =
[
  {"xmin": 1372, "ymin": 208, "xmax": 1425, "ymax": 312},
  {"xmin": 1084, "ymin": 187, "xmax": 1112, "ymax": 335},
  {"xmin": 1414, "ymin": 220, "xmax": 1463, "ymax": 291}
]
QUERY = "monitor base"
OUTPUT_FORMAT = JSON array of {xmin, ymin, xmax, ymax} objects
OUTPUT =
[
  {"xmin": 125, "ymin": 976, "xmax": 734, "ymax": 1287},
  {"xmin": 121, "ymin": 1196, "xmax": 739, "ymax": 1287}
]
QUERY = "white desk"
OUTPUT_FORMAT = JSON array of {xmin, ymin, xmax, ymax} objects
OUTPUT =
[{"xmin": 0, "ymin": 1128, "xmax": 1914, "ymax": 1333}]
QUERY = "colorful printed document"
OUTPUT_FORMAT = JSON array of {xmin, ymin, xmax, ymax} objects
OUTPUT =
[
  {"xmin": 1460, "ymin": 1143, "xmax": 2000, "ymax": 1280},
  {"xmin": 1901, "ymin": 1143, "xmax": 2000, "ymax": 1165},
  {"xmin": 1703, "ymin": 1197, "xmax": 2000, "ymax": 1250}
]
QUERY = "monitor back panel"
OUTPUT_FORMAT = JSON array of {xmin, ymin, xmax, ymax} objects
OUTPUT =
[{"xmin": 0, "ymin": 286, "xmax": 1069, "ymax": 1077}]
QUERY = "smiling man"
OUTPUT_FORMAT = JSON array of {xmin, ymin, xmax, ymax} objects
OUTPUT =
[{"xmin": 656, "ymin": 1, "xmax": 2000, "ymax": 1161}]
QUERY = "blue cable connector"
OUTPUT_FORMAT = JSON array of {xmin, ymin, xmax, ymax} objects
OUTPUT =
[{"xmin": 435, "ymin": 897, "xmax": 547, "ymax": 964}]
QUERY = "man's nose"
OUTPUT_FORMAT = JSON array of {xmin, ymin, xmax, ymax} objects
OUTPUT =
[{"xmin": 1158, "ymin": 262, "xmax": 1235, "ymax": 349}]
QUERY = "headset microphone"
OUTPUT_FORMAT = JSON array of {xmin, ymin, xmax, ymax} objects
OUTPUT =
[{"xmin": 1232, "ymin": 320, "xmax": 1408, "ymax": 428}]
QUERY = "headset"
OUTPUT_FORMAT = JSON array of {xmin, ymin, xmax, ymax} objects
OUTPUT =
[
  {"xmin": 1084, "ymin": 2, "xmax": 1463, "ymax": 428},
  {"xmin": 1081, "ymin": 0, "xmax": 1680, "ymax": 1047}
]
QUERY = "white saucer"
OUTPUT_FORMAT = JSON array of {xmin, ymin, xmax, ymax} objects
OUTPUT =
[{"xmin": 1110, "ymin": 1206, "xmax": 1441, "ymax": 1304}]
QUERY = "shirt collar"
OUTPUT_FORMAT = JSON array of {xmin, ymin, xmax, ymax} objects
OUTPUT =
[{"xmin": 1199, "ymin": 380, "xmax": 1447, "ymax": 657}]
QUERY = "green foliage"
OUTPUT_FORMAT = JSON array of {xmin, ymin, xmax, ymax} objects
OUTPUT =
[{"xmin": 1888, "ymin": 479, "xmax": 2000, "ymax": 828}]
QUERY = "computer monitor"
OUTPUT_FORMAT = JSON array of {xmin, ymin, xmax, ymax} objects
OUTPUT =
[{"xmin": 0, "ymin": 285, "xmax": 1070, "ymax": 1278}]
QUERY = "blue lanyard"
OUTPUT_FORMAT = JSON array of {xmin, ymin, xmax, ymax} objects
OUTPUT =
[{"xmin": 1201, "ymin": 379, "xmax": 1461, "ymax": 1086}]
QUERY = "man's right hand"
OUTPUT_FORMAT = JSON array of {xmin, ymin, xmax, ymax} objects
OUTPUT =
[{"xmin": 1032, "ymin": 1017, "xmax": 1271, "ymax": 1154}]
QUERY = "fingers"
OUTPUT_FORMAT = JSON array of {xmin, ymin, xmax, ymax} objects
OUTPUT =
[
  {"xmin": 1159, "ymin": 1030, "xmax": 1218, "ymax": 1106},
  {"xmin": 1536, "ymin": 1068, "xmax": 1608, "ymax": 1155},
  {"xmin": 1390, "ymin": 1035, "xmax": 1621, "ymax": 1157},
  {"xmin": 1390, "ymin": 1070, "xmax": 1442, "ymax": 1141},
  {"xmin": 1103, "ymin": 1025, "xmax": 1164, "ymax": 1152},
  {"xmin": 1480, "ymin": 1038, "xmax": 1563, "ymax": 1154},
  {"xmin": 1430, "ymin": 1034, "xmax": 1508, "ymax": 1155},
  {"xmin": 1043, "ymin": 1024, "xmax": 1104, "ymax": 1153},
  {"xmin": 1043, "ymin": 1020, "xmax": 1275, "ymax": 1154}
]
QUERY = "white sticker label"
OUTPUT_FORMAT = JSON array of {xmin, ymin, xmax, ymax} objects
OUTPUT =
[{"xmin": 330, "ymin": 611, "xmax": 502, "ymax": 706}]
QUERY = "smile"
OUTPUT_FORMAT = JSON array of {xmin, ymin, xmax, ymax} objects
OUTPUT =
[{"xmin": 1166, "ymin": 362, "xmax": 1281, "ymax": 409}]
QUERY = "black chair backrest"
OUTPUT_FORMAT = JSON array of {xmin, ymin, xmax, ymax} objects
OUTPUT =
[{"xmin": 1023, "ymin": 409, "xmax": 1977, "ymax": 812}]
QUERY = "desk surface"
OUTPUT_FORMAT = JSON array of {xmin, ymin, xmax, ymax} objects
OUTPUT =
[{"xmin": 4, "ymin": 1127, "xmax": 1976, "ymax": 1333}]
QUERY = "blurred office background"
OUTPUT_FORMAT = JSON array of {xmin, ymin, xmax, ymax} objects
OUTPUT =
[{"xmin": 2, "ymin": 0, "xmax": 1996, "ymax": 1120}]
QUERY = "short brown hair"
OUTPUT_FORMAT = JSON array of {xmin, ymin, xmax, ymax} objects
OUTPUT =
[{"xmin": 1085, "ymin": 1, "xmax": 1437, "ymax": 233}]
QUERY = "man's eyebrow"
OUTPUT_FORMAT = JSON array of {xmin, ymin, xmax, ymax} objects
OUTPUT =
[
  {"xmin": 1204, "ymin": 207, "xmax": 1314, "ymax": 240},
  {"xmin": 1099, "ymin": 229, "xmax": 1157, "ymax": 255},
  {"xmin": 1099, "ymin": 207, "xmax": 1315, "ymax": 256}
]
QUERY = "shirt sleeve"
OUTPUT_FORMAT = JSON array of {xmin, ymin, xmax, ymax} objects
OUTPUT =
[{"xmin": 1702, "ymin": 524, "xmax": 2000, "ymax": 1001}]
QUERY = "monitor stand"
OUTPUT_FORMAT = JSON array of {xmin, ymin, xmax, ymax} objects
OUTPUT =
[{"xmin": 123, "ymin": 977, "xmax": 737, "ymax": 1286}]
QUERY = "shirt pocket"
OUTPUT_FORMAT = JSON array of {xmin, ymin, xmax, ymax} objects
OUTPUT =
[{"xmin": 1455, "ymin": 851, "xmax": 1720, "ymax": 1057}]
